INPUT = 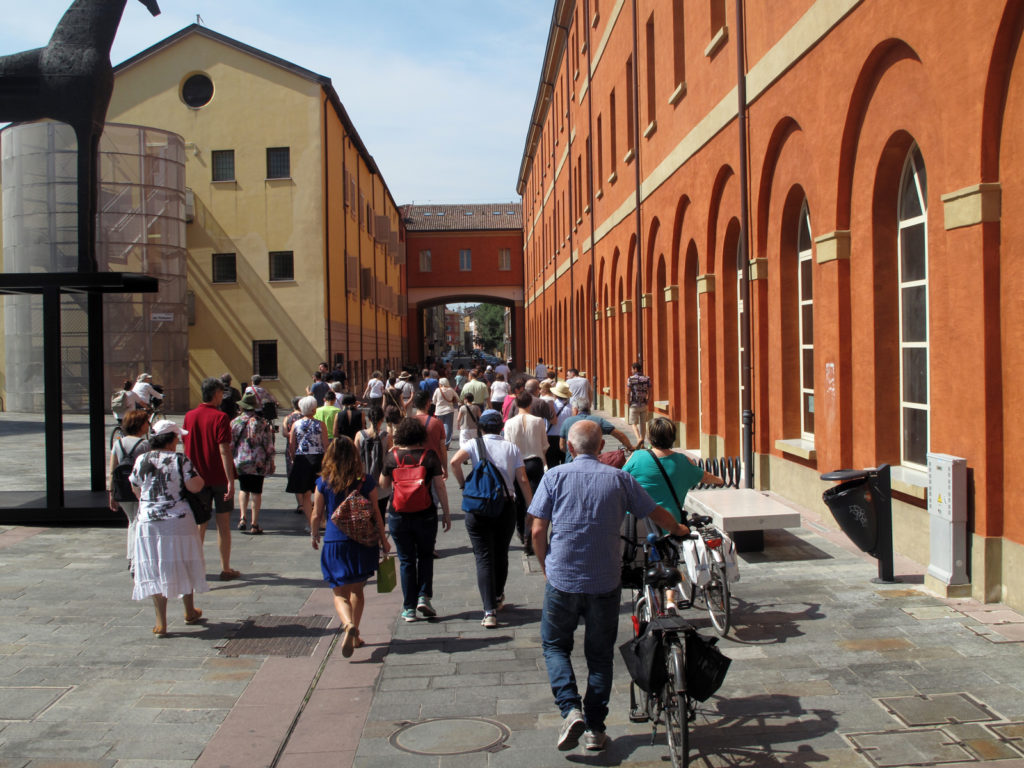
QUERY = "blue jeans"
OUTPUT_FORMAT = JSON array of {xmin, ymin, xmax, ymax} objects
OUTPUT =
[
  {"xmin": 388, "ymin": 511, "xmax": 438, "ymax": 610},
  {"xmin": 541, "ymin": 582, "xmax": 621, "ymax": 732}
]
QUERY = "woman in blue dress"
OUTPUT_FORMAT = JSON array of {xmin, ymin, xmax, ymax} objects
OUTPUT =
[{"xmin": 311, "ymin": 436, "xmax": 390, "ymax": 657}]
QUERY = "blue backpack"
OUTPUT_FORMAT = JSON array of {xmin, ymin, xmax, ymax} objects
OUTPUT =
[{"xmin": 461, "ymin": 437, "xmax": 512, "ymax": 518}]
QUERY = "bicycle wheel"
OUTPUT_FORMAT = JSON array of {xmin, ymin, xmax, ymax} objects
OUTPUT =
[
  {"xmin": 110, "ymin": 425, "xmax": 124, "ymax": 449},
  {"xmin": 705, "ymin": 560, "xmax": 731, "ymax": 636},
  {"xmin": 664, "ymin": 637, "xmax": 689, "ymax": 768}
]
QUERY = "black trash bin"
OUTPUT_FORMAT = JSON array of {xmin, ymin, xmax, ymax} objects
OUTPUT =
[{"xmin": 820, "ymin": 465, "xmax": 897, "ymax": 583}]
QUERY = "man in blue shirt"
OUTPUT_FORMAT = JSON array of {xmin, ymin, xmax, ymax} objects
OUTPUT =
[
  {"xmin": 528, "ymin": 420, "xmax": 687, "ymax": 752},
  {"xmin": 419, "ymin": 368, "xmax": 439, "ymax": 400},
  {"xmin": 558, "ymin": 396, "xmax": 638, "ymax": 463}
]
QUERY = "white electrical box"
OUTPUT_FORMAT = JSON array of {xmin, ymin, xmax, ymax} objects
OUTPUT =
[{"xmin": 926, "ymin": 453, "xmax": 968, "ymax": 586}]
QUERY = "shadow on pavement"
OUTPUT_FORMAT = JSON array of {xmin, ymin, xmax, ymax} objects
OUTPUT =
[
  {"xmin": 722, "ymin": 599, "xmax": 825, "ymax": 645},
  {"xmin": 741, "ymin": 530, "xmax": 834, "ymax": 563},
  {"xmin": 388, "ymin": 634, "xmax": 517, "ymax": 654},
  {"xmin": 569, "ymin": 694, "xmax": 837, "ymax": 766},
  {"xmin": 205, "ymin": 572, "xmax": 328, "ymax": 591}
]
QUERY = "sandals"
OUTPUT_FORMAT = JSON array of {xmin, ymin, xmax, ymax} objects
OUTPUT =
[
  {"xmin": 341, "ymin": 624, "xmax": 357, "ymax": 658},
  {"xmin": 184, "ymin": 609, "xmax": 205, "ymax": 625},
  {"xmin": 237, "ymin": 520, "xmax": 247, "ymax": 531},
  {"xmin": 219, "ymin": 568, "xmax": 241, "ymax": 581},
  {"xmin": 152, "ymin": 627, "xmax": 168, "ymax": 638},
  {"xmin": 250, "ymin": 524, "xmax": 264, "ymax": 535}
]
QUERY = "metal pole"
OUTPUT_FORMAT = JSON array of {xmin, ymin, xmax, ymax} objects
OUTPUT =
[
  {"xmin": 735, "ymin": 0, "xmax": 754, "ymax": 489},
  {"xmin": 88, "ymin": 292, "xmax": 106, "ymax": 491},
  {"xmin": 583, "ymin": 0, "xmax": 599, "ymax": 400},
  {"xmin": 630, "ymin": 0, "xmax": 644, "ymax": 368},
  {"xmin": 43, "ymin": 287, "xmax": 65, "ymax": 509}
]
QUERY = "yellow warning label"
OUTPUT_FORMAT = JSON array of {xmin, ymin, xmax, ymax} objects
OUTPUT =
[{"xmin": 937, "ymin": 495, "xmax": 943, "ymax": 505}]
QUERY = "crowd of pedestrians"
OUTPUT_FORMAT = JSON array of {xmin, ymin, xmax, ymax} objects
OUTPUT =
[{"xmin": 107, "ymin": 355, "xmax": 720, "ymax": 752}]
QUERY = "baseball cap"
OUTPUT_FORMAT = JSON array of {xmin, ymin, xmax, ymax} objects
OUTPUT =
[{"xmin": 151, "ymin": 419, "xmax": 188, "ymax": 437}]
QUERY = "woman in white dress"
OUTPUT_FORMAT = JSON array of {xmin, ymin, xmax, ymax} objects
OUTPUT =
[{"xmin": 130, "ymin": 420, "xmax": 208, "ymax": 637}]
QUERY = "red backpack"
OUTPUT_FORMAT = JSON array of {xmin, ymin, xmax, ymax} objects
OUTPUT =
[{"xmin": 390, "ymin": 449, "xmax": 433, "ymax": 513}]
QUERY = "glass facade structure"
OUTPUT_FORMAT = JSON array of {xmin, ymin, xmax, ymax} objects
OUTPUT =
[{"xmin": 1, "ymin": 121, "xmax": 189, "ymax": 412}]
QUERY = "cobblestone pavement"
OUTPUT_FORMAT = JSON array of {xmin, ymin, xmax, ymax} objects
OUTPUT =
[{"xmin": 1, "ymin": 411, "xmax": 1023, "ymax": 767}]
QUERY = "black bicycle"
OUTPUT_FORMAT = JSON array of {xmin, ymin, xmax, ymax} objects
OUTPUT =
[{"xmin": 621, "ymin": 532, "xmax": 732, "ymax": 768}]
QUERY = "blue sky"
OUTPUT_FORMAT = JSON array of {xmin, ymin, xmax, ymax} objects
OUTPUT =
[{"xmin": 0, "ymin": 0, "xmax": 552, "ymax": 204}]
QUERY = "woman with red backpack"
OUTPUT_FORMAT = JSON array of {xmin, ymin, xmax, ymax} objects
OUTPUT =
[{"xmin": 378, "ymin": 418, "xmax": 451, "ymax": 622}]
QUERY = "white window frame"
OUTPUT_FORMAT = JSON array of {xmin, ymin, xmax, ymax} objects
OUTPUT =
[
  {"xmin": 419, "ymin": 249, "xmax": 431, "ymax": 272},
  {"xmin": 459, "ymin": 249, "xmax": 472, "ymax": 271},
  {"xmin": 798, "ymin": 202, "xmax": 814, "ymax": 441},
  {"xmin": 898, "ymin": 145, "xmax": 929, "ymax": 470}
]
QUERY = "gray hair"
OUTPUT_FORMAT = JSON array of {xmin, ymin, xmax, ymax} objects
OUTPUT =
[
  {"xmin": 298, "ymin": 395, "xmax": 318, "ymax": 416},
  {"xmin": 331, "ymin": 382, "xmax": 344, "ymax": 394},
  {"xmin": 200, "ymin": 377, "xmax": 224, "ymax": 403},
  {"xmin": 572, "ymin": 396, "xmax": 591, "ymax": 413},
  {"xmin": 567, "ymin": 419, "xmax": 602, "ymax": 456}
]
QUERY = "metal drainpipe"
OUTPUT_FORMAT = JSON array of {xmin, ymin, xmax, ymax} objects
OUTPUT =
[
  {"xmin": 630, "ymin": 0, "xmax": 644, "ymax": 369},
  {"xmin": 323, "ymin": 94, "xmax": 332, "ymax": 366},
  {"xmin": 583, "ymin": 0, "xmax": 599, "ymax": 401},
  {"xmin": 551, "ymin": 89, "xmax": 559, "ymax": 372},
  {"xmin": 342, "ymin": 138, "xmax": 351, "ymax": 374},
  {"xmin": 735, "ymin": 0, "xmax": 754, "ymax": 489},
  {"xmin": 564, "ymin": 35, "xmax": 575, "ymax": 368}
]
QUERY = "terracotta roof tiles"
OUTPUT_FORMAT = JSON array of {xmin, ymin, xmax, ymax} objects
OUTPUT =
[{"xmin": 402, "ymin": 203, "xmax": 522, "ymax": 232}]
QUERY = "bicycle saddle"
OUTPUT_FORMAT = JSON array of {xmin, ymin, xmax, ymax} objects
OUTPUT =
[{"xmin": 644, "ymin": 561, "xmax": 682, "ymax": 588}]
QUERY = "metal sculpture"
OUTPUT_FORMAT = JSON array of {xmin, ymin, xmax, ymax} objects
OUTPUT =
[
  {"xmin": 0, "ymin": 0, "xmax": 161, "ymax": 271},
  {"xmin": 0, "ymin": 0, "xmax": 161, "ymax": 520}
]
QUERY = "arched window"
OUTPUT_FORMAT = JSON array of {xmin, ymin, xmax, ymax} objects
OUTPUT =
[
  {"xmin": 898, "ymin": 146, "xmax": 928, "ymax": 468},
  {"xmin": 797, "ymin": 203, "xmax": 814, "ymax": 439}
]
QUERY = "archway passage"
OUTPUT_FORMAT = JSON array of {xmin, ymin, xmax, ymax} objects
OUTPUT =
[
  {"xmin": 402, "ymin": 203, "xmax": 524, "ymax": 367},
  {"xmin": 407, "ymin": 292, "xmax": 525, "ymax": 369}
]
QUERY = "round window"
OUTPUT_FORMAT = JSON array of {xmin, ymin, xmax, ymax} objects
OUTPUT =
[{"xmin": 181, "ymin": 74, "xmax": 214, "ymax": 108}]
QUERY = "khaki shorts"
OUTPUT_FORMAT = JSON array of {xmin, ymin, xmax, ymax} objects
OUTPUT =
[{"xmin": 628, "ymin": 405, "xmax": 648, "ymax": 425}]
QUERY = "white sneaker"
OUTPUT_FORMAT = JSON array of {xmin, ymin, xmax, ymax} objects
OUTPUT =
[
  {"xmin": 481, "ymin": 613, "xmax": 497, "ymax": 628},
  {"xmin": 557, "ymin": 708, "xmax": 585, "ymax": 751},
  {"xmin": 584, "ymin": 729, "xmax": 608, "ymax": 751}
]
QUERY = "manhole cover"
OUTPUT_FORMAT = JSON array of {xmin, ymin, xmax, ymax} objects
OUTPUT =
[
  {"xmin": 390, "ymin": 717, "xmax": 510, "ymax": 755},
  {"xmin": 219, "ymin": 615, "xmax": 331, "ymax": 657},
  {"xmin": 846, "ymin": 728, "xmax": 974, "ymax": 767},
  {"xmin": 879, "ymin": 693, "xmax": 998, "ymax": 727}
]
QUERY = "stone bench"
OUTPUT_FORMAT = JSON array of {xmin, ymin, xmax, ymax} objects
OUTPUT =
[{"xmin": 684, "ymin": 488, "xmax": 802, "ymax": 552}]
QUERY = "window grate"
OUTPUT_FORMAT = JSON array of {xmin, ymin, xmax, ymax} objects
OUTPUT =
[
  {"xmin": 212, "ymin": 253, "xmax": 236, "ymax": 283},
  {"xmin": 269, "ymin": 251, "xmax": 294, "ymax": 281},
  {"xmin": 266, "ymin": 147, "xmax": 290, "ymax": 179},
  {"xmin": 211, "ymin": 150, "xmax": 235, "ymax": 182}
]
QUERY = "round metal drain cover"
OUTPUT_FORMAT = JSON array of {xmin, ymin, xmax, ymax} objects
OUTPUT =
[{"xmin": 389, "ymin": 717, "xmax": 510, "ymax": 755}]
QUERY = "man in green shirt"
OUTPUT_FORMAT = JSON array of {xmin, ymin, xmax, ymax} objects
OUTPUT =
[
  {"xmin": 314, "ymin": 389, "xmax": 342, "ymax": 440},
  {"xmin": 461, "ymin": 369, "xmax": 490, "ymax": 413}
]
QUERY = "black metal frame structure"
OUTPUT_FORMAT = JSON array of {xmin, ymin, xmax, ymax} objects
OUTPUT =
[{"xmin": 0, "ymin": 271, "xmax": 158, "ymax": 523}]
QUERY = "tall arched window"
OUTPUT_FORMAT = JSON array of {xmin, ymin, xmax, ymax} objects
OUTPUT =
[
  {"xmin": 797, "ymin": 203, "xmax": 814, "ymax": 439},
  {"xmin": 898, "ymin": 146, "xmax": 928, "ymax": 468}
]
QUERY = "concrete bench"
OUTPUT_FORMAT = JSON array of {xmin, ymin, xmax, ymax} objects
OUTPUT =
[{"xmin": 684, "ymin": 488, "xmax": 802, "ymax": 552}]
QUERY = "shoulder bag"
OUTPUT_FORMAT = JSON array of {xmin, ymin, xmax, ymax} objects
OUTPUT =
[{"xmin": 176, "ymin": 453, "xmax": 211, "ymax": 525}]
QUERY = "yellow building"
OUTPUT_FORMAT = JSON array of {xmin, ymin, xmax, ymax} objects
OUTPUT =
[{"xmin": 108, "ymin": 24, "xmax": 405, "ymax": 405}]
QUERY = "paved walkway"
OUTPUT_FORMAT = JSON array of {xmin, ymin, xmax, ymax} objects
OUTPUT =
[{"xmin": 1, "ymin": 411, "xmax": 1023, "ymax": 767}]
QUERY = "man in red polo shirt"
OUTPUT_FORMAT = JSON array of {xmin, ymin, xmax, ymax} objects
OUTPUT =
[{"xmin": 184, "ymin": 377, "xmax": 239, "ymax": 580}]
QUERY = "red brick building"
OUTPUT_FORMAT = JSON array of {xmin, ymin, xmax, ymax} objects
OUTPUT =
[
  {"xmin": 402, "ymin": 204, "xmax": 525, "ymax": 366},
  {"xmin": 518, "ymin": 0, "xmax": 1024, "ymax": 609}
]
